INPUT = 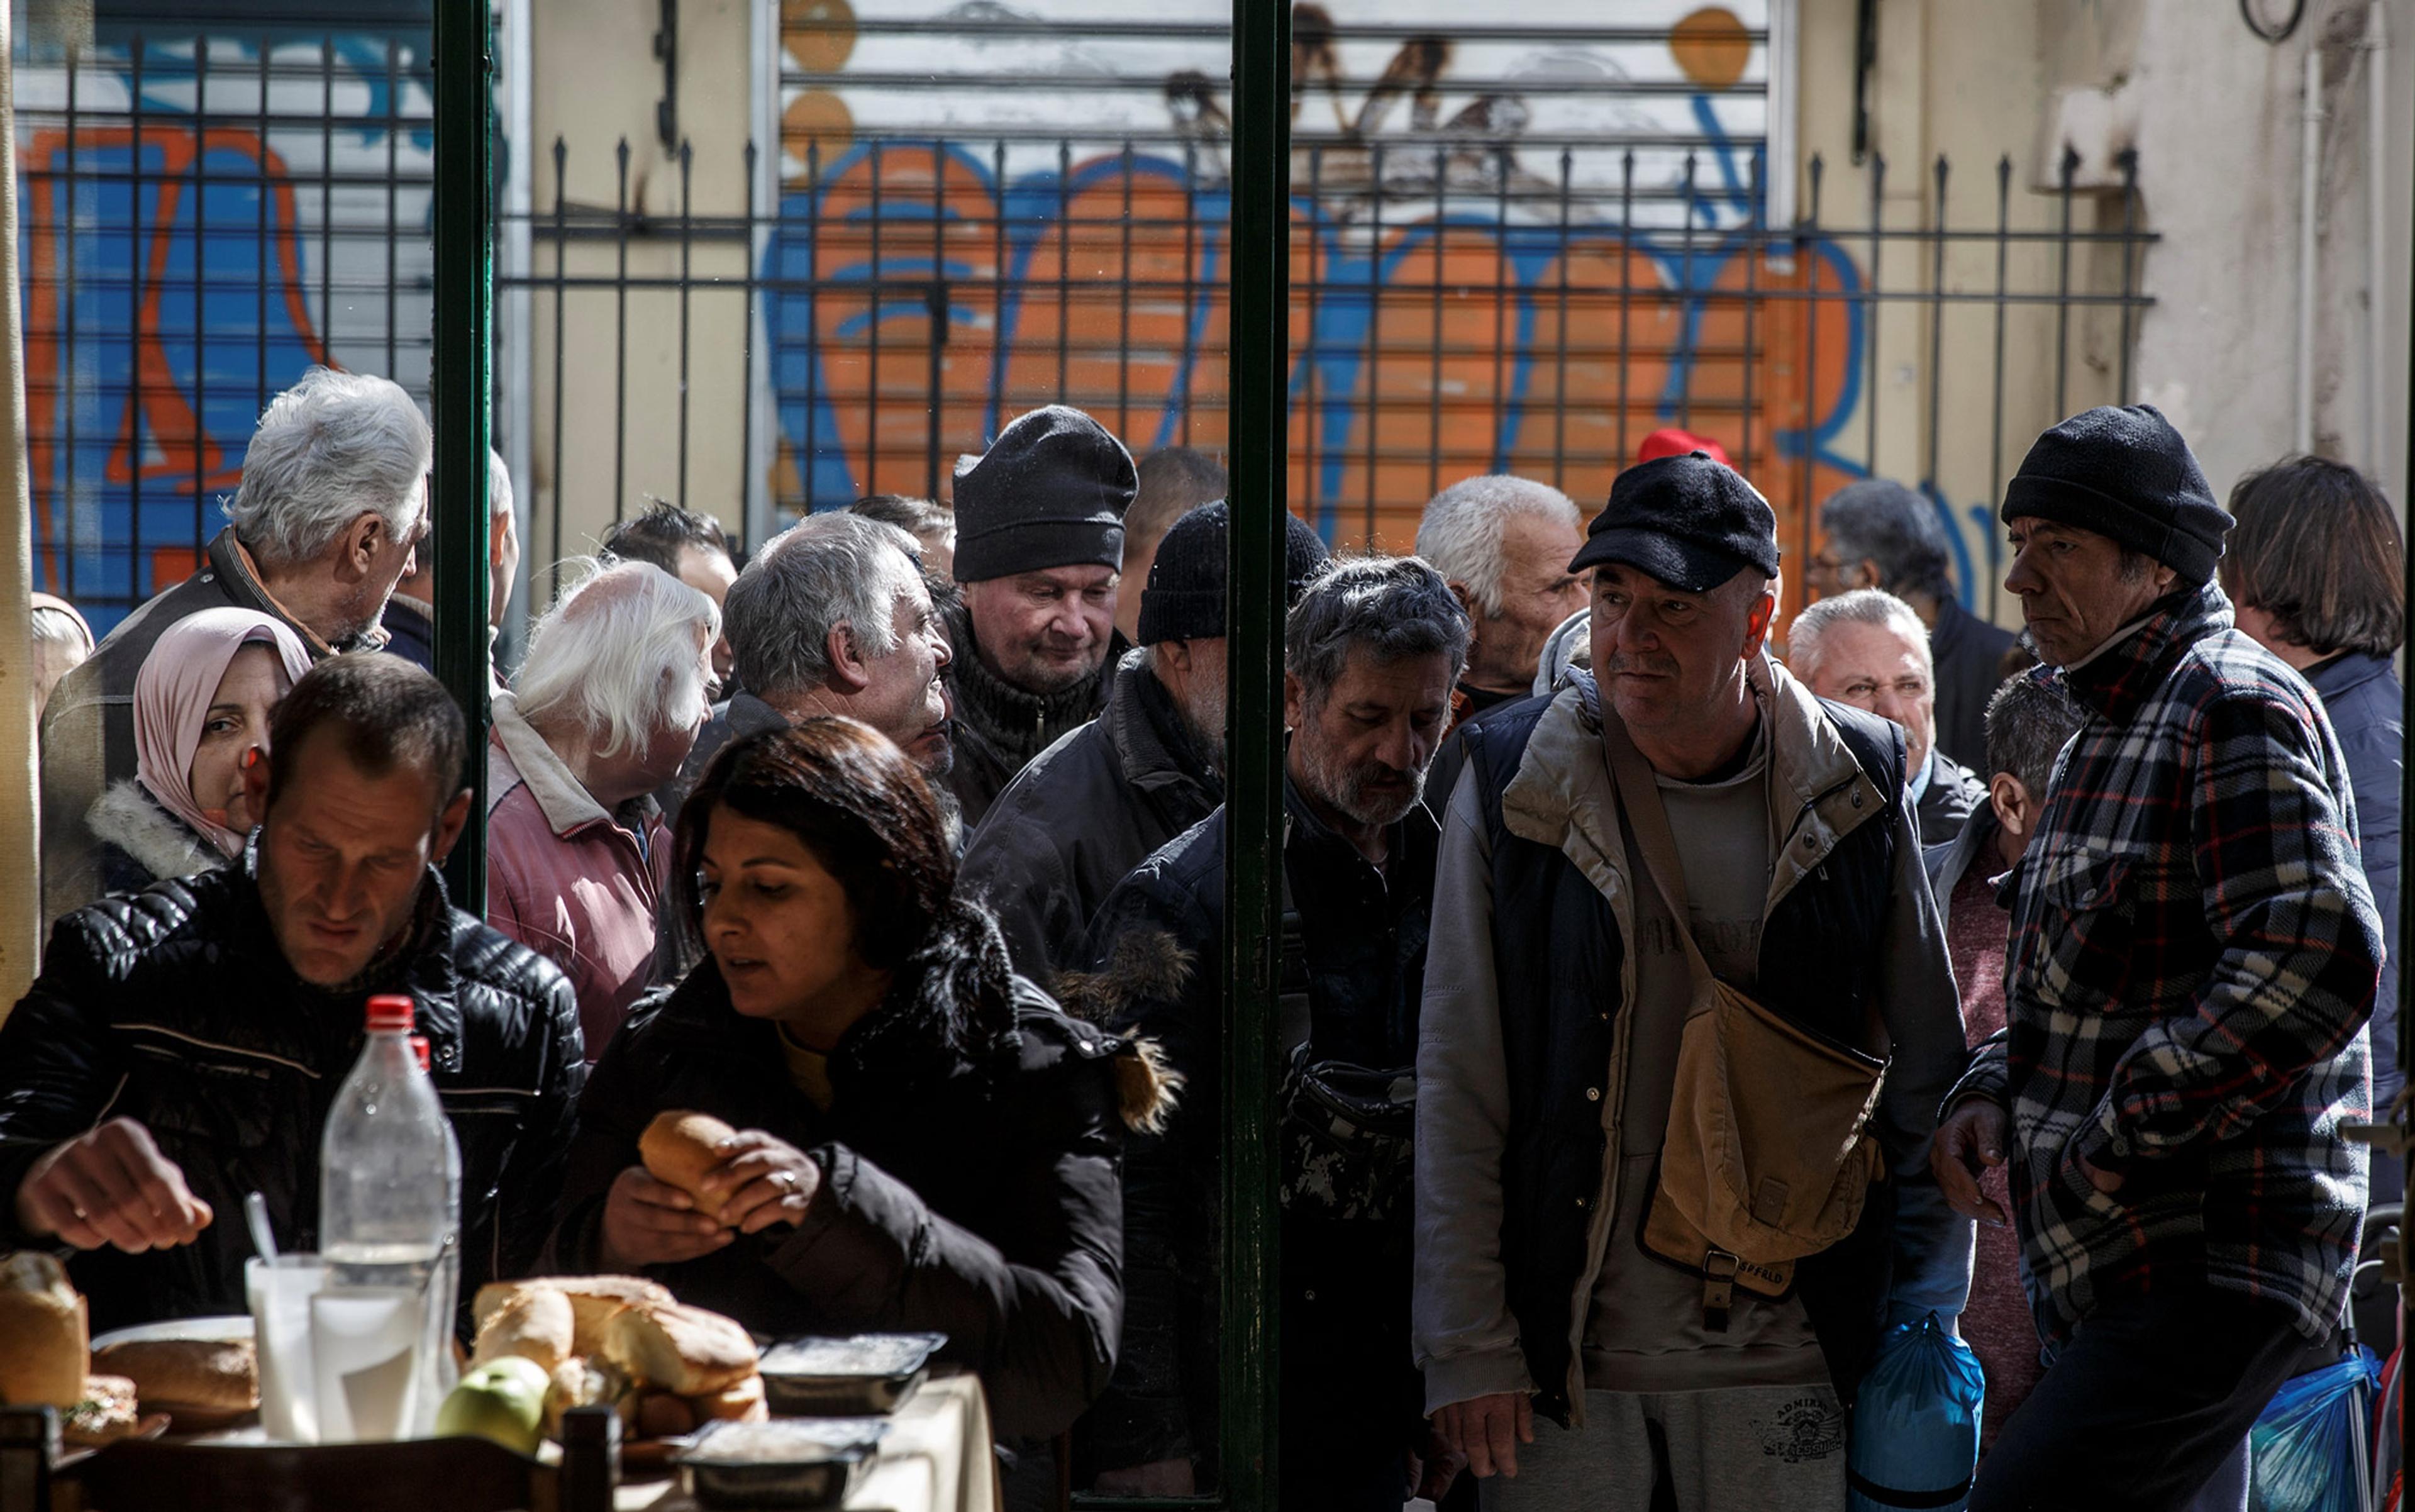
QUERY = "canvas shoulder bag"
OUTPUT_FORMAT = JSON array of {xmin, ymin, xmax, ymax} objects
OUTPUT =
[{"xmin": 1602, "ymin": 714, "xmax": 1891, "ymax": 1331}]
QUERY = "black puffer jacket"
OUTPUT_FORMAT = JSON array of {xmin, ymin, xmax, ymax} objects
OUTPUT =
[
  {"xmin": 942, "ymin": 603, "xmax": 1130, "ymax": 831},
  {"xmin": 0, "ymin": 862, "xmax": 586, "ymax": 1335},
  {"xmin": 958, "ymin": 648, "xmax": 1222, "ymax": 988},
  {"xmin": 547, "ymin": 920, "xmax": 1177, "ymax": 1441}
]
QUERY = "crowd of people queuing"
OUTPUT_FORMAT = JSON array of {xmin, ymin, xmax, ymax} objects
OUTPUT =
[{"xmin": 0, "ymin": 360, "xmax": 2402, "ymax": 1512}]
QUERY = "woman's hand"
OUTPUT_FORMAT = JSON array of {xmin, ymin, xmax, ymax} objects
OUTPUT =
[
  {"xmin": 696, "ymin": 1131, "xmax": 824, "ymax": 1235},
  {"xmin": 599, "ymin": 1165, "xmax": 733, "ymax": 1269}
]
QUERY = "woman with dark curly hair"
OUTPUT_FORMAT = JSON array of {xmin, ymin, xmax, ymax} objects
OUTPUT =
[{"xmin": 547, "ymin": 718, "xmax": 1176, "ymax": 1459}]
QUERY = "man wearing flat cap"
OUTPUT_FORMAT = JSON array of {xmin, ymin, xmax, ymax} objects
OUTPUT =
[
  {"xmin": 943, "ymin": 403, "xmax": 1140, "ymax": 828},
  {"xmin": 1414, "ymin": 451, "xmax": 1968, "ymax": 1506},
  {"xmin": 1932, "ymin": 406, "xmax": 2380, "ymax": 1512}
]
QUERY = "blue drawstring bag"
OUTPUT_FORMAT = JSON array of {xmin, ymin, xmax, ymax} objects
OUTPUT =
[
  {"xmin": 2248, "ymin": 1347, "xmax": 2381, "ymax": 1512},
  {"xmin": 1848, "ymin": 1313, "xmax": 1986, "ymax": 1512}
]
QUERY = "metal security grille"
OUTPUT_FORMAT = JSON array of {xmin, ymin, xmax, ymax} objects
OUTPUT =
[{"xmin": 14, "ymin": 12, "xmax": 435, "ymax": 633}]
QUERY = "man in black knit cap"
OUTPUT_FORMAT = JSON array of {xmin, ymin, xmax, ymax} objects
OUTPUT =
[
  {"xmin": 943, "ymin": 404, "xmax": 1139, "ymax": 827},
  {"xmin": 1933, "ymin": 405, "xmax": 2380, "ymax": 1512},
  {"xmin": 958, "ymin": 499, "xmax": 1329, "ymax": 987}
]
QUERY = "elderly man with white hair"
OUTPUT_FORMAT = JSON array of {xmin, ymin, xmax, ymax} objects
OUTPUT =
[
  {"xmin": 42, "ymin": 365, "xmax": 433, "ymax": 925},
  {"xmin": 487, "ymin": 559, "xmax": 719, "ymax": 1059},
  {"xmin": 1416, "ymin": 474, "xmax": 1589, "ymax": 721},
  {"xmin": 1788, "ymin": 587, "xmax": 1986, "ymax": 844}
]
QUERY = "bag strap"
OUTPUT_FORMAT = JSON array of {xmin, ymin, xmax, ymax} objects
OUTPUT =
[
  {"xmin": 1599, "ymin": 712, "xmax": 1720, "ymax": 1000},
  {"xmin": 1275, "ymin": 815, "xmax": 1314, "ymax": 1054}
]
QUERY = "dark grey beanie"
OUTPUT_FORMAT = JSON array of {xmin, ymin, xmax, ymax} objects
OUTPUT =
[
  {"xmin": 1137, "ymin": 501, "xmax": 1331, "ymax": 645},
  {"xmin": 951, "ymin": 405, "xmax": 1138, "ymax": 582},
  {"xmin": 1999, "ymin": 404, "xmax": 2231, "ymax": 585}
]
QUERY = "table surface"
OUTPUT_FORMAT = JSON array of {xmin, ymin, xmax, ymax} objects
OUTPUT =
[{"xmin": 614, "ymin": 1369, "xmax": 996, "ymax": 1512}]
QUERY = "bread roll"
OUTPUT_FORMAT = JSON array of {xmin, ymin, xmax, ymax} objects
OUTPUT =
[
  {"xmin": 601, "ymin": 1301, "xmax": 758, "ymax": 1396},
  {"xmin": 639, "ymin": 1111, "xmax": 740, "ymax": 1203},
  {"xmin": 0, "ymin": 1251, "xmax": 88, "ymax": 1408},
  {"xmin": 470, "ymin": 1283, "xmax": 574, "ymax": 1373},
  {"xmin": 633, "ymin": 1389, "xmax": 699, "ymax": 1438},
  {"xmin": 695, "ymin": 1373, "xmax": 768, "ymax": 1425},
  {"xmin": 89, "ymin": 1338, "xmax": 258, "ymax": 1412},
  {"xmin": 473, "ymin": 1276, "xmax": 672, "ymax": 1357}
]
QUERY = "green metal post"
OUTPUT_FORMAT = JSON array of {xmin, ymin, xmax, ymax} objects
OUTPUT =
[
  {"xmin": 432, "ymin": 0, "xmax": 494, "ymax": 909},
  {"xmin": 1223, "ymin": 0, "xmax": 1289, "ymax": 1506}
]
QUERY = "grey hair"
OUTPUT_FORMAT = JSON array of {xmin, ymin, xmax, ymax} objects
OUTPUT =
[
  {"xmin": 1414, "ymin": 475, "xmax": 1580, "ymax": 618},
  {"xmin": 30, "ymin": 604, "xmax": 91, "ymax": 653},
  {"xmin": 1818, "ymin": 479, "xmax": 1953, "ymax": 603},
  {"xmin": 724, "ymin": 512, "xmax": 923, "ymax": 698},
  {"xmin": 1285, "ymin": 555, "xmax": 1472, "ymax": 705},
  {"xmin": 514, "ymin": 559, "xmax": 720, "ymax": 761},
  {"xmin": 1983, "ymin": 672, "xmax": 2084, "ymax": 799},
  {"xmin": 1787, "ymin": 588, "xmax": 1932, "ymax": 683},
  {"xmin": 228, "ymin": 367, "xmax": 431, "ymax": 567}
]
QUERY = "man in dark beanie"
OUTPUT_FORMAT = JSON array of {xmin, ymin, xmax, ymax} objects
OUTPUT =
[
  {"xmin": 1933, "ymin": 405, "xmax": 2380, "ymax": 1512},
  {"xmin": 1416, "ymin": 450, "xmax": 1967, "ymax": 1505},
  {"xmin": 942, "ymin": 403, "xmax": 1140, "ymax": 826},
  {"xmin": 958, "ymin": 499, "xmax": 1328, "ymax": 987}
]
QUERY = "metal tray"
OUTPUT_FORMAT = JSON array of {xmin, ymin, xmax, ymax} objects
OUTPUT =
[
  {"xmin": 675, "ymin": 1418, "xmax": 888, "ymax": 1509},
  {"xmin": 755, "ymin": 1333, "xmax": 945, "ymax": 1417}
]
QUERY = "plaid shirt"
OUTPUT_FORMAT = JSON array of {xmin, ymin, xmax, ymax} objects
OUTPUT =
[{"xmin": 1949, "ymin": 583, "xmax": 2380, "ymax": 1345}]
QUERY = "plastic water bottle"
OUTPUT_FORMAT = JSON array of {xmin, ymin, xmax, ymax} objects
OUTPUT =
[
  {"xmin": 320, "ymin": 996, "xmax": 455, "ymax": 1272},
  {"xmin": 316, "ymin": 995, "xmax": 458, "ymax": 1440}
]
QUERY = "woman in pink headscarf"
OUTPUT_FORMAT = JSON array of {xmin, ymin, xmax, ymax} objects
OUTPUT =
[{"xmin": 82, "ymin": 608, "xmax": 313, "ymax": 895}]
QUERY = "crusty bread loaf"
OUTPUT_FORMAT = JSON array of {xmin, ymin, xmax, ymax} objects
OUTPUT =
[
  {"xmin": 89, "ymin": 1338, "xmax": 257, "ymax": 1412},
  {"xmin": 600, "ymin": 1301, "xmax": 758, "ymax": 1396},
  {"xmin": 694, "ymin": 1373, "xmax": 768, "ymax": 1425},
  {"xmin": 638, "ymin": 1111, "xmax": 740, "ymax": 1203},
  {"xmin": 470, "ymin": 1283, "xmax": 574, "ymax": 1374},
  {"xmin": 472, "ymin": 1276, "xmax": 672, "ymax": 1357},
  {"xmin": 0, "ymin": 1252, "xmax": 88, "ymax": 1408}
]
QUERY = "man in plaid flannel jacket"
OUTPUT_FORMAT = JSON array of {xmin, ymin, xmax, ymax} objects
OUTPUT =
[{"xmin": 1933, "ymin": 406, "xmax": 2382, "ymax": 1512}]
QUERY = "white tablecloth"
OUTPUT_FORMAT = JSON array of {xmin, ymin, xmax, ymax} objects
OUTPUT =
[{"xmin": 615, "ymin": 1369, "xmax": 996, "ymax": 1512}]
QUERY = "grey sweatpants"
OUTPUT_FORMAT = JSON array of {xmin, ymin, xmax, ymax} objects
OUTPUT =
[{"xmin": 1480, "ymin": 1385, "xmax": 1848, "ymax": 1512}]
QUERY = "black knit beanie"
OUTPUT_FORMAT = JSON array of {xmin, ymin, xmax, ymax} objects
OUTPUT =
[
  {"xmin": 952, "ymin": 404, "xmax": 1138, "ymax": 582},
  {"xmin": 1999, "ymin": 404, "xmax": 2230, "ymax": 585},
  {"xmin": 1138, "ymin": 501, "xmax": 1331, "ymax": 645}
]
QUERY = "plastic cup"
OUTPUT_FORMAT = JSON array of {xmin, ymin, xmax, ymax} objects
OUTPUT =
[
  {"xmin": 245, "ymin": 1255, "xmax": 326, "ymax": 1443},
  {"xmin": 311, "ymin": 1282, "xmax": 423, "ymax": 1442}
]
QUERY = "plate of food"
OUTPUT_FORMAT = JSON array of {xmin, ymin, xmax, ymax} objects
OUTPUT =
[{"xmin": 0, "ymin": 1254, "xmax": 204, "ymax": 1450}]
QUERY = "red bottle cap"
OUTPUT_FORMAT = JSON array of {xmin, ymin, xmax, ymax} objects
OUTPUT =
[{"xmin": 365, "ymin": 995, "xmax": 415, "ymax": 1033}]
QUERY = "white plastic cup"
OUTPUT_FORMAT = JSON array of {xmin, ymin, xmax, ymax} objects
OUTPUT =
[
  {"xmin": 244, "ymin": 1255, "xmax": 326, "ymax": 1443},
  {"xmin": 311, "ymin": 1282, "xmax": 423, "ymax": 1443}
]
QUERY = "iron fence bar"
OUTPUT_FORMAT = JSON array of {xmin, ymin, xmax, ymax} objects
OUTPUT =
[
  {"xmin": 254, "ymin": 45, "xmax": 270, "ymax": 464},
  {"xmin": 1427, "ymin": 146, "xmax": 1445, "ymax": 499},
  {"xmin": 2115, "ymin": 147, "xmax": 2138, "ymax": 403},
  {"xmin": 1740, "ymin": 147, "xmax": 1759, "ymax": 481},
  {"xmin": 384, "ymin": 37, "xmax": 400, "ymax": 380},
  {"xmin": 1552, "ymin": 147, "xmax": 1572, "ymax": 491},
  {"xmin": 1491, "ymin": 147, "xmax": 1510, "ymax": 470},
  {"xmin": 128, "ymin": 36, "xmax": 147, "ymax": 602},
  {"xmin": 928, "ymin": 136, "xmax": 948, "ymax": 503},
  {"xmin": 804, "ymin": 139, "xmax": 821, "ymax": 515},
  {"xmin": 1361, "ymin": 142, "xmax": 1382, "ymax": 545},
  {"xmin": 1616, "ymin": 148, "xmax": 1633, "ymax": 464},
  {"xmin": 1056, "ymin": 141, "xmax": 1070, "ymax": 403},
  {"xmin": 1864, "ymin": 152, "xmax": 1884, "ymax": 472},
  {"xmin": 778, "ymin": 67, "xmax": 1758, "ymax": 99},
  {"xmin": 431, "ymin": 0, "xmax": 494, "ymax": 910},
  {"xmin": 61, "ymin": 48, "xmax": 77, "ymax": 599},
  {"xmin": 1305, "ymin": 143, "xmax": 1324, "ymax": 525},
  {"xmin": 1177, "ymin": 139, "xmax": 1196, "ymax": 450},
  {"xmin": 739, "ymin": 138, "xmax": 756, "ymax": 538},
  {"xmin": 318, "ymin": 35, "xmax": 333, "ymax": 379},
  {"xmin": 1118, "ymin": 140, "xmax": 1134, "ymax": 445},
  {"xmin": 1799, "ymin": 153, "xmax": 1824, "ymax": 581},
  {"xmin": 192, "ymin": 42, "xmax": 209, "ymax": 553},
  {"xmin": 613, "ymin": 136, "xmax": 630, "ymax": 520},
  {"xmin": 678, "ymin": 138, "xmax": 694, "ymax": 508},
  {"xmin": 867, "ymin": 141, "xmax": 883, "ymax": 498},
  {"xmin": 2053, "ymin": 145, "xmax": 2076, "ymax": 420},
  {"xmin": 783, "ymin": 17, "xmax": 1765, "ymax": 43},
  {"xmin": 1678, "ymin": 150, "xmax": 1697, "ymax": 430},
  {"xmin": 1925, "ymin": 155, "xmax": 1946, "ymax": 498},
  {"xmin": 1989, "ymin": 155, "xmax": 2011, "ymax": 622},
  {"xmin": 548, "ymin": 135, "xmax": 566, "ymax": 566},
  {"xmin": 1222, "ymin": 0, "xmax": 1287, "ymax": 1501}
]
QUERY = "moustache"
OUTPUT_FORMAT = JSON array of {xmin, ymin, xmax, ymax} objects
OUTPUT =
[{"xmin": 1606, "ymin": 652, "xmax": 1680, "ymax": 678}]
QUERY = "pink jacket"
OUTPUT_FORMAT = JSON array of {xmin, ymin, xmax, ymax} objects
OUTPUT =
[{"xmin": 484, "ymin": 693, "xmax": 674, "ymax": 1061}]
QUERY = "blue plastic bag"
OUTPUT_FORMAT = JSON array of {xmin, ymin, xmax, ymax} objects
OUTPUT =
[
  {"xmin": 2249, "ymin": 1347, "xmax": 2381, "ymax": 1512},
  {"xmin": 1848, "ymin": 1313, "xmax": 1986, "ymax": 1512}
]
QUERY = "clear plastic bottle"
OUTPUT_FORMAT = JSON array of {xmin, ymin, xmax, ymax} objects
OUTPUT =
[{"xmin": 319, "ymin": 996, "xmax": 455, "ymax": 1271}]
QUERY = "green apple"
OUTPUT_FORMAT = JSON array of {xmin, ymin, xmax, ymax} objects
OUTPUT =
[{"xmin": 436, "ymin": 1357, "xmax": 552, "ymax": 1454}]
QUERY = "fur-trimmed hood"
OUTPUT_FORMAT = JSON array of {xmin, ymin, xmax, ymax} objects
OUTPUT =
[{"xmin": 84, "ymin": 780, "xmax": 229, "ymax": 885}]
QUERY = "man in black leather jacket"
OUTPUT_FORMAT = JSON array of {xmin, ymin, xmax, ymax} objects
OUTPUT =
[{"xmin": 0, "ymin": 656, "xmax": 584, "ymax": 1333}]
